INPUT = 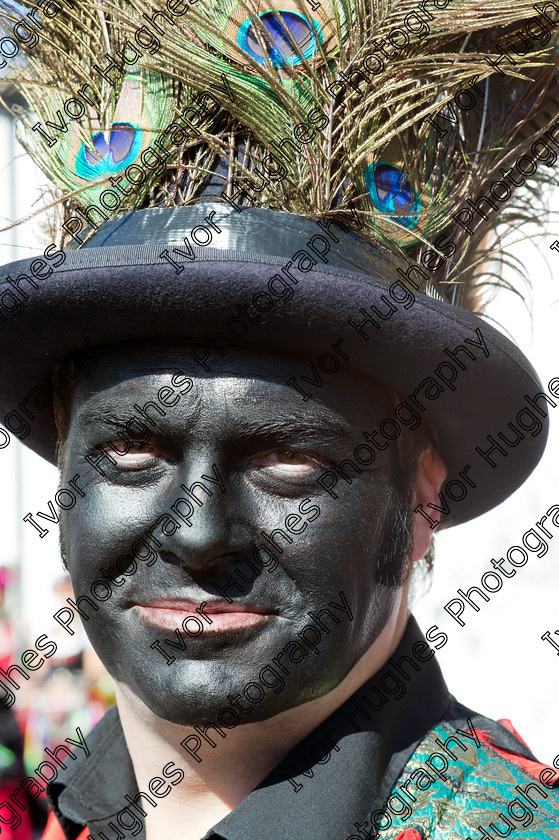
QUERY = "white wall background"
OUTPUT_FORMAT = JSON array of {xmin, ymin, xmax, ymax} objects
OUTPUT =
[
  {"xmin": 1, "ymin": 108, "xmax": 558, "ymax": 764},
  {"xmin": 0, "ymin": 108, "xmax": 66, "ymax": 649},
  {"xmin": 413, "ymin": 238, "xmax": 559, "ymax": 765}
]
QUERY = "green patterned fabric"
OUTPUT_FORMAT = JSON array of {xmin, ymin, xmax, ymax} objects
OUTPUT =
[{"xmin": 374, "ymin": 722, "xmax": 559, "ymax": 840}]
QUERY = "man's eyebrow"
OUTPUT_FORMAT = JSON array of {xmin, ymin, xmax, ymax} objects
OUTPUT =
[
  {"xmin": 74, "ymin": 405, "xmax": 136, "ymax": 432},
  {"xmin": 74, "ymin": 403, "xmax": 356, "ymax": 445},
  {"xmin": 230, "ymin": 412, "xmax": 356, "ymax": 445}
]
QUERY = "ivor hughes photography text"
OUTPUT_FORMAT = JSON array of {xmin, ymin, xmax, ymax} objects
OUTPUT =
[{"xmin": 0, "ymin": 1, "xmax": 559, "ymax": 839}]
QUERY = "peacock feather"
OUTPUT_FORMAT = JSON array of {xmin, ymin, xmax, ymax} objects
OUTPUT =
[
  {"xmin": 12, "ymin": 64, "xmax": 178, "ymax": 208},
  {"xmin": 2, "ymin": 0, "xmax": 558, "ymax": 311},
  {"xmin": 199, "ymin": 0, "xmax": 338, "ymax": 67}
]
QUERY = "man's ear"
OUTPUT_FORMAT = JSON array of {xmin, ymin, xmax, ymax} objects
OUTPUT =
[{"xmin": 411, "ymin": 448, "xmax": 447, "ymax": 563}]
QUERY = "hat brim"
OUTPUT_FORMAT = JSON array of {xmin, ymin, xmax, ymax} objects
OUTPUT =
[{"xmin": 0, "ymin": 205, "xmax": 547, "ymax": 527}]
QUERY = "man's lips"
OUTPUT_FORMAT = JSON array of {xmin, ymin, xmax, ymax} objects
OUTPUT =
[{"xmin": 133, "ymin": 599, "xmax": 277, "ymax": 633}]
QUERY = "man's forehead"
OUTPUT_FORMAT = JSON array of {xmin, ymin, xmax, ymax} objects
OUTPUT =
[
  {"xmin": 75, "ymin": 341, "xmax": 320, "ymax": 385},
  {"xmin": 72, "ymin": 341, "xmax": 383, "ymax": 396},
  {"xmin": 69, "ymin": 341, "xmax": 388, "ymax": 435}
]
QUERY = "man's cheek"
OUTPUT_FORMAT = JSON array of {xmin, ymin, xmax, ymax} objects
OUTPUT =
[
  {"xmin": 284, "ymin": 493, "xmax": 388, "ymax": 610},
  {"xmin": 62, "ymin": 488, "xmax": 150, "ymax": 580}
]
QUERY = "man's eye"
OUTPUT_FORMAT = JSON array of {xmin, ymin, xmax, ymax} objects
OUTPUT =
[
  {"xmin": 101, "ymin": 442, "xmax": 165, "ymax": 470},
  {"xmin": 252, "ymin": 449, "xmax": 320, "ymax": 469}
]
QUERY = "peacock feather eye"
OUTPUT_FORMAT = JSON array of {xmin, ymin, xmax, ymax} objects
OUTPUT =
[
  {"xmin": 76, "ymin": 122, "xmax": 143, "ymax": 181},
  {"xmin": 365, "ymin": 161, "xmax": 421, "ymax": 230},
  {"xmin": 236, "ymin": 10, "xmax": 322, "ymax": 66}
]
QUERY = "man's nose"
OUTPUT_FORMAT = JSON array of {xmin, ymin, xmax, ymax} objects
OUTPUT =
[{"xmin": 156, "ymin": 460, "xmax": 248, "ymax": 575}]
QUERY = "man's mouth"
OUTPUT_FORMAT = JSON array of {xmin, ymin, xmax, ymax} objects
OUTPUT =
[{"xmin": 133, "ymin": 599, "xmax": 277, "ymax": 633}]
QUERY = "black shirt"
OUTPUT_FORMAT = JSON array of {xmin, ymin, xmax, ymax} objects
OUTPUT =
[{"xmin": 46, "ymin": 616, "xmax": 542, "ymax": 840}]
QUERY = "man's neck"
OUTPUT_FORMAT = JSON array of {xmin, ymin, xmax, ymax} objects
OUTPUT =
[{"xmin": 114, "ymin": 596, "xmax": 410, "ymax": 840}]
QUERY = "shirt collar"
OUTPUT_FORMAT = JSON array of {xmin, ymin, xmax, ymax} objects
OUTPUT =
[{"xmin": 48, "ymin": 615, "xmax": 451, "ymax": 840}]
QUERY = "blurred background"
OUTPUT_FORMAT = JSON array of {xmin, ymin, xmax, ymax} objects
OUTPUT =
[{"xmin": 1, "ymin": 92, "xmax": 558, "ymax": 837}]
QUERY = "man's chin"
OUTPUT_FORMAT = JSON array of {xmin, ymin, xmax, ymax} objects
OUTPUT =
[
  {"xmin": 113, "ymin": 656, "xmax": 350, "ymax": 729},
  {"xmin": 123, "ymin": 683, "xmax": 310, "ymax": 729}
]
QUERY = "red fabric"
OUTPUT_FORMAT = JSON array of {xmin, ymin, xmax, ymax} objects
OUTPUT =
[
  {"xmin": 41, "ymin": 812, "xmax": 65, "ymax": 840},
  {"xmin": 497, "ymin": 718, "xmax": 532, "ymax": 750},
  {"xmin": 0, "ymin": 781, "xmax": 33, "ymax": 840},
  {"xmin": 41, "ymin": 810, "xmax": 89, "ymax": 840},
  {"xmin": 477, "ymin": 723, "xmax": 559, "ymax": 786}
]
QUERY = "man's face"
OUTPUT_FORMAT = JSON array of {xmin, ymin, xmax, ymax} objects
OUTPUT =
[{"xmin": 60, "ymin": 344, "xmax": 412, "ymax": 725}]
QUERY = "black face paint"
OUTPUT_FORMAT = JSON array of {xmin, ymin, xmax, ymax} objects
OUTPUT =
[{"xmin": 60, "ymin": 344, "xmax": 412, "ymax": 726}]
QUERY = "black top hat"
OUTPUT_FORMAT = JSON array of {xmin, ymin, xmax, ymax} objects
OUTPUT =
[{"xmin": 0, "ymin": 202, "xmax": 549, "ymax": 527}]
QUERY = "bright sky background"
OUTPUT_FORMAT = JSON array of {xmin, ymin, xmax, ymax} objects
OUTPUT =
[{"xmin": 1, "ymin": 107, "xmax": 558, "ymax": 765}]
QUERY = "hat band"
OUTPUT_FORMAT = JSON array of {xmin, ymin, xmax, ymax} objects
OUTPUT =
[{"xmin": 72, "ymin": 202, "xmax": 439, "ymax": 288}]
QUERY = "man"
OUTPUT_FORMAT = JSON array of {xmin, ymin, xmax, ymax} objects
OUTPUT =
[
  {"xmin": 1, "ymin": 1, "xmax": 559, "ymax": 836},
  {"xmin": 1, "ymin": 202, "xmax": 558, "ymax": 840}
]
